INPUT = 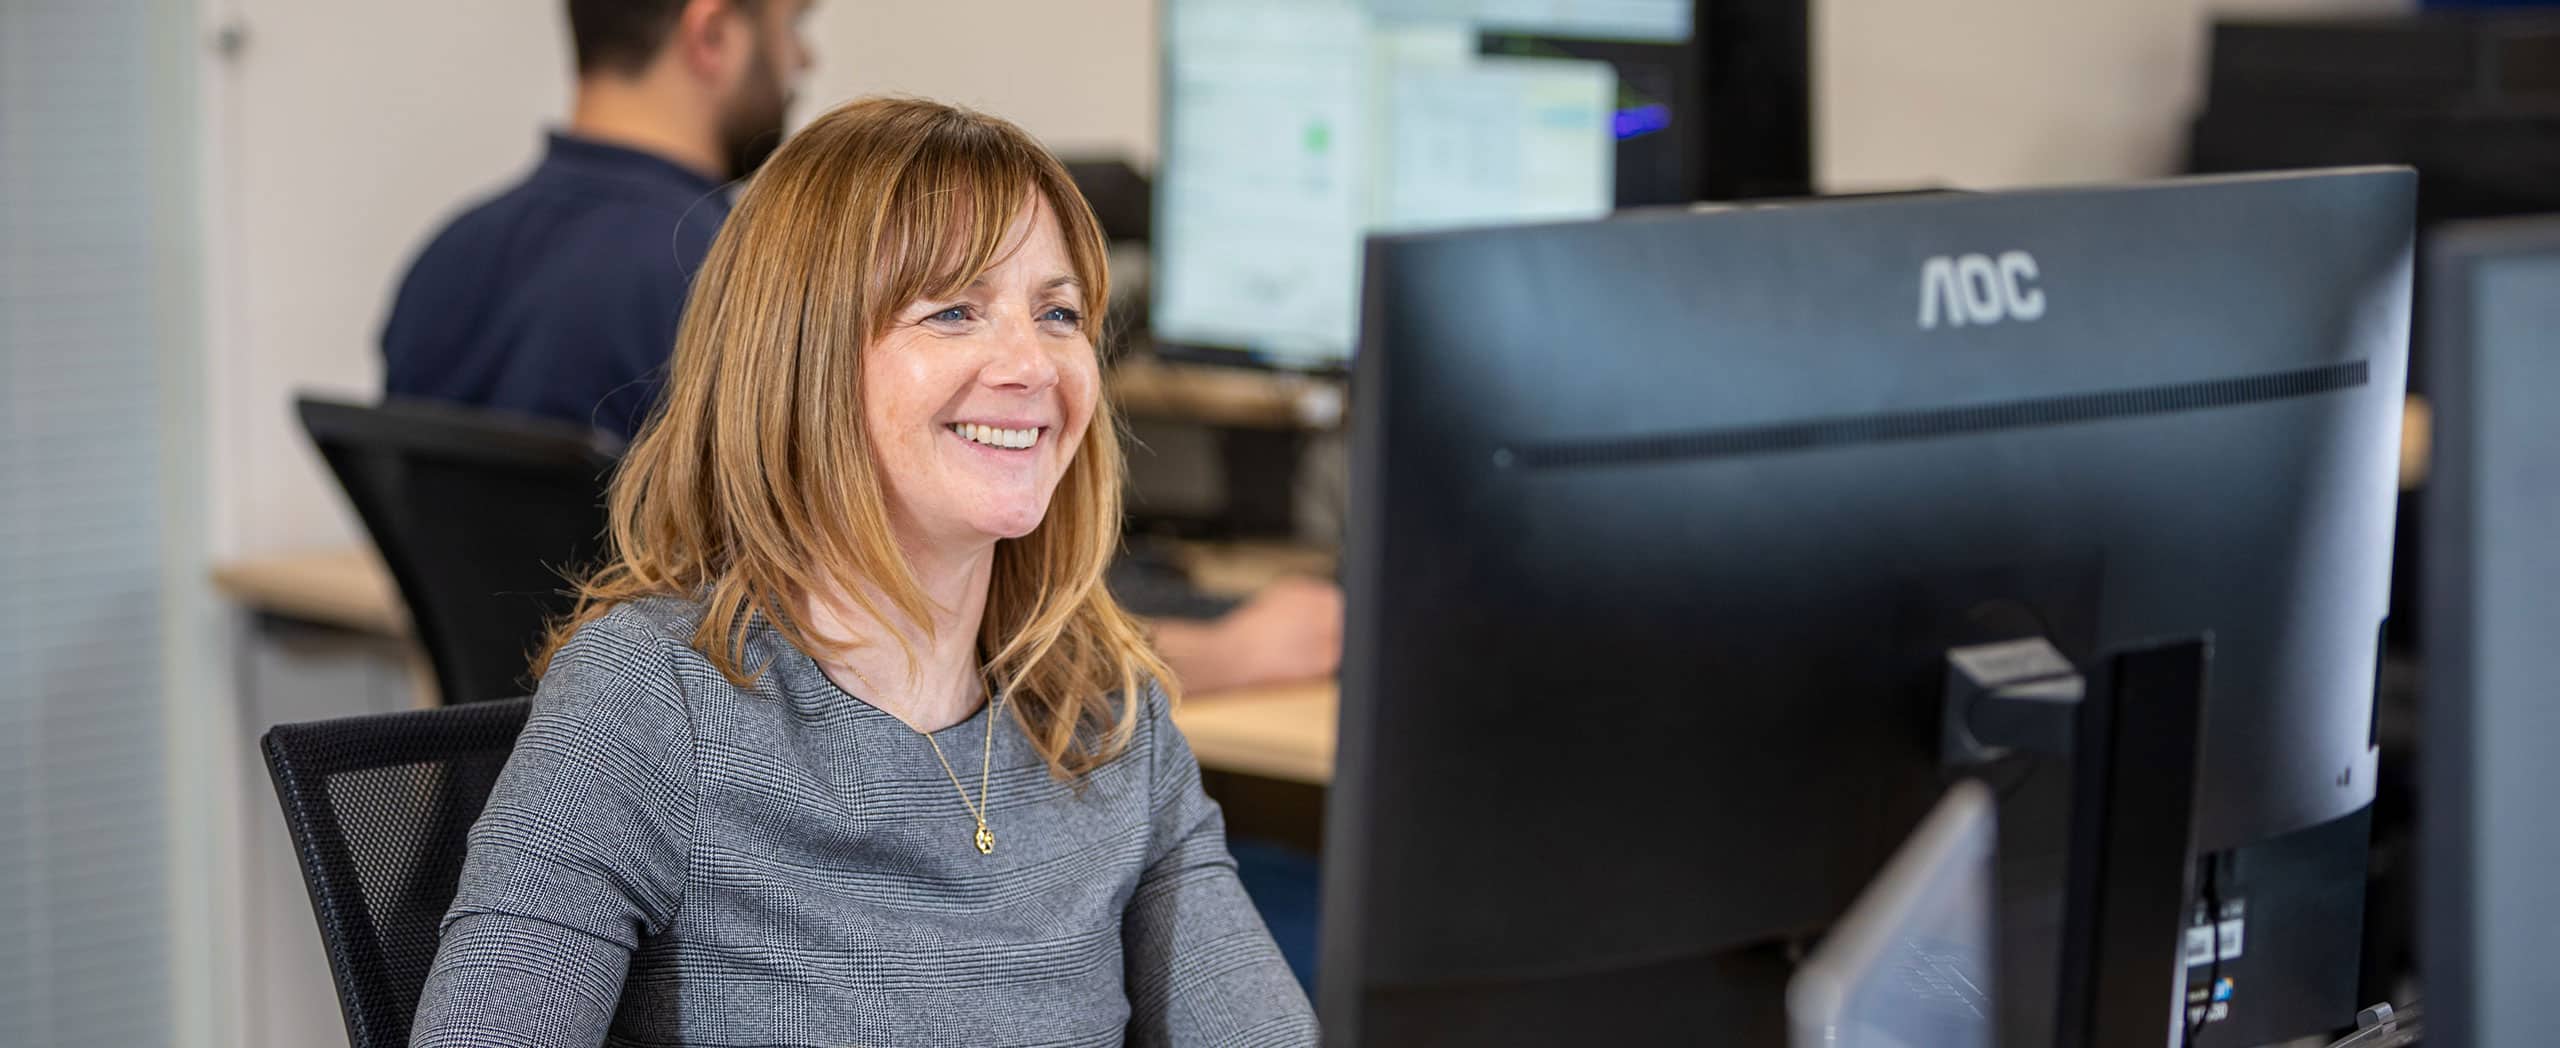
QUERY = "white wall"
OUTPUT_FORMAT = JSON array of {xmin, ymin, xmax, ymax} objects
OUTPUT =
[
  {"xmin": 1819, "ymin": 0, "xmax": 2410, "ymax": 192},
  {"xmin": 207, "ymin": 0, "xmax": 570, "ymax": 556},
  {"xmin": 803, "ymin": 0, "xmax": 1159, "ymax": 163}
]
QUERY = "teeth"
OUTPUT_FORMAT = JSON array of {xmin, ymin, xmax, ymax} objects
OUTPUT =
[{"xmin": 951, "ymin": 424, "xmax": 1038, "ymax": 450}]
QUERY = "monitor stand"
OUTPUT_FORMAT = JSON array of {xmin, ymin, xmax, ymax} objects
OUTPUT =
[{"xmin": 1944, "ymin": 636, "xmax": 2213, "ymax": 1048}]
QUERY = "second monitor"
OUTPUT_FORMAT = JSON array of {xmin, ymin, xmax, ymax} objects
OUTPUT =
[{"xmin": 1152, "ymin": 0, "xmax": 1812, "ymax": 369}]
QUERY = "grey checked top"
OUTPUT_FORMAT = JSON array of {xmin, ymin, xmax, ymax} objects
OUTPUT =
[{"xmin": 409, "ymin": 596, "xmax": 1316, "ymax": 1047}]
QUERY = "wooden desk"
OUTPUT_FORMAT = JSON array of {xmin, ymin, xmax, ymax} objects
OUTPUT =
[
  {"xmin": 1107, "ymin": 355, "xmax": 1345, "ymax": 431},
  {"xmin": 211, "ymin": 546, "xmax": 1344, "ymax": 783},
  {"xmin": 212, "ymin": 546, "xmax": 407, "ymax": 637},
  {"xmin": 1171, "ymin": 680, "xmax": 1338, "ymax": 786}
]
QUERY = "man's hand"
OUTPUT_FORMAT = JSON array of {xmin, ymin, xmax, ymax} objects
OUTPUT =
[{"xmin": 1149, "ymin": 576, "xmax": 1345, "ymax": 695}]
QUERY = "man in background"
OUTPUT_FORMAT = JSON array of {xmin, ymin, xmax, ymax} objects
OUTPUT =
[{"xmin": 382, "ymin": 0, "xmax": 814, "ymax": 440}]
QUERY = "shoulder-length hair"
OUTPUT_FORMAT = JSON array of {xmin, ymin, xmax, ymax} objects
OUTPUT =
[{"xmin": 539, "ymin": 96, "xmax": 1171, "ymax": 778}]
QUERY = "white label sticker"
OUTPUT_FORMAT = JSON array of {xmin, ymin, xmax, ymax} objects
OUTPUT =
[{"xmin": 2216, "ymin": 918, "xmax": 2244, "ymax": 961}]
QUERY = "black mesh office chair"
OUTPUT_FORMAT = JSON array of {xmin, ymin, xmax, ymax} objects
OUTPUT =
[
  {"xmin": 262, "ymin": 699, "xmax": 532, "ymax": 1048},
  {"xmin": 298, "ymin": 396, "xmax": 621, "ymax": 704}
]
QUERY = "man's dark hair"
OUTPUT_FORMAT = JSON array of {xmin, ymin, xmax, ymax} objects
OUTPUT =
[
  {"xmin": 568, "ymin": 0, "xmax": 762, "ymax": 77},
  {"xmin": 568, "ymin": 0, "xmax": 685, "ymax": 77}
]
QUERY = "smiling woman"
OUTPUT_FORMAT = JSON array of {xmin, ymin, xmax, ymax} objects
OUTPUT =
[{"xmin": 407, "ymin": 97, "xmax": 1317, "ymax": 1047}]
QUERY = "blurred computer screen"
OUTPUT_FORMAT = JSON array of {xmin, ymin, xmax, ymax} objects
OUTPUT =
[{"xmin": 1151, "ymin": 0, "xmax": 1691, "ymax": 367}]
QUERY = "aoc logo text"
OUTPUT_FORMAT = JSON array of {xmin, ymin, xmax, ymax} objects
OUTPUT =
[{"xmin": 1919, "ymin": 251, "xmax": 2045, "ymax": 329}]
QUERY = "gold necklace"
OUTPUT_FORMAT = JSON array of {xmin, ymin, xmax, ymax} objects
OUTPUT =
[{"xmin": 844, "ymin": 662, "xmax": 1000, "ymax": 855}]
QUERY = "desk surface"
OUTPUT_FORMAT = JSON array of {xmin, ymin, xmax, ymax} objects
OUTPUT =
[
  {"xmin": 1107, "ymin": 355, "xmax": 1345, "ymax": 431},
  {"xmin": 212, "ymin": 547, "xmax": 408, "ymax": 636},
  {"xmin": 1167, "ymin": 680, "xmax": 1337, "ymax": 786},
  {"xmin": 212, "ymin": 547, "xmax": 1341, "ymax": 785}
]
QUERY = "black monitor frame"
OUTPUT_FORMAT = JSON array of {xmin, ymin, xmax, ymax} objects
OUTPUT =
[{"xmin": 1321, "ymin": 168, "xmax": 2413, "ymax": 1046}]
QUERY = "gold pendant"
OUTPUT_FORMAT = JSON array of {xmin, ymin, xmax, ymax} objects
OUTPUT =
[{"xmin": 974, "ymin": 823, "xmax": 995, "ymax": 855}]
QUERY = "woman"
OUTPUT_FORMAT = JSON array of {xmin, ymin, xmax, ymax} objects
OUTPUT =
[{"xmin": 410, "ymin": 97, "xmax": 1317, "ymax": 1047}]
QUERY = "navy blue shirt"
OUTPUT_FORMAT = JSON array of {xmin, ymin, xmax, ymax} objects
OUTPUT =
[{"xmin": 382, "ymin": 133, "xmax": 730, "ymax": 440}]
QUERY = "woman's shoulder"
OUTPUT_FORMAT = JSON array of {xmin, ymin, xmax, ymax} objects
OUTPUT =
[
  {"xmin": 544, "ymin": 595, "xmax": 800, "ymax": 712},
  {"xmin": 539, "ymin": 596, "xmax": 752, "ymax": 719},
  {"xmin": 517, "ymin": 600, "xmax": 713, "ymax": 780},
  {"xmin": 551, "ymin": 596, "xmax": 714, "ymax": 675},
  {"xmin": 1136, "ymin": 677, "xmax": 1174, "ymax": 721},
  {"xmin": 1123, "ymin": 677, "xmax": 1179, "ymax": 760}
]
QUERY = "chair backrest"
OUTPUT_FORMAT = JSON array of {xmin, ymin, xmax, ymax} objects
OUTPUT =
[
  {"xmin": 298, "ymin": 395, "xmax": 620, "ymax": 704},
  {"xmin": 262, "ymin": 699, "xmax": 532, "ymax": 1048}
]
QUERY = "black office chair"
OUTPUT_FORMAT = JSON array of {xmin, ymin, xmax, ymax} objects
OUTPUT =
[
  {"xmin": 298, "ymin": 396, "xmax": 621, "ymax": 704},
  {"xmin": 262, "ymin": 699, "xmax": 532, "ymax": 1048}
]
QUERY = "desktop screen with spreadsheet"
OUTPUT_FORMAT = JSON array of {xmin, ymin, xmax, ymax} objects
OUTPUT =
[{"xmin": 1152, "ymin": 0, "xmax": 1688, "ymax": 366}]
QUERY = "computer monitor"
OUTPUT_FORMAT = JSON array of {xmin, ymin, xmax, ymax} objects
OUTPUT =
[
  {"xmin": 1321, "ymin": 168, "xmax": 2414, "ymax": 1046},
  {"xmin": 1150, "ymin": 0, "xmax": 1809, "ymax": 369},
  {"xmin": 2420, "ymin": 215, "xmax": 2560, "ymax": 1048},
  {"xmin": 1790, "ymin": 780, "xmax": 1998, "ymax": 1048}
]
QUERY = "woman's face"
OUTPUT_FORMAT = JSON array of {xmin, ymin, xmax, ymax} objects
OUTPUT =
[{"xmin": 864, "ymin": 195, "xmax": 1101, "ymax": 554}]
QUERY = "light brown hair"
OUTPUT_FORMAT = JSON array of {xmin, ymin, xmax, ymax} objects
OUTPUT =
[{"xmin": 539, "ymin": 96, "xmax": 1172, "ymax": 778}]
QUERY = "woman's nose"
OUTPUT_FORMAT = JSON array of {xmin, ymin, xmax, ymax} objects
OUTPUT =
[{"xmin": 982, "ymin": 318, "xmax": 1060, "ymax": 392}]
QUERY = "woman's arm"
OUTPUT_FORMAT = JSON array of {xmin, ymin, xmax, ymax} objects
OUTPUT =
[
  {"xmin": 412, "ymin": 913, "xmax": 632, "ymax": 1046},
  {"xmin": 409, "ymin": 619, "xmax": 700, "ymax": 1047},
  {"xmin": 1121, "ymin": 686, "xmax": 1319, "ymax": 1046}
]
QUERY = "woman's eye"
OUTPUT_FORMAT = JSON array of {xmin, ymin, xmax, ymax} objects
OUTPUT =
[
  {"xmin": 1039, "ymin": 306, "xmax": 1083, "ymax": 326},
  {"xmin": 928, "ymin": 305, "xmax": 973, "ymax": 324}
]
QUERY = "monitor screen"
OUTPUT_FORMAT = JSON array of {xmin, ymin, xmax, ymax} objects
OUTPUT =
[
  {"xmin": 2454, "ymin": 246, "xmax": 2560, "ymax": 1046},
  {"xmin": 1154, "ymin": 0, "xmax": 1683, "ymax": 366},
  {"xmin": 2424, "ymin": 218, "xmax": 2560, "ymax": 1048}
]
